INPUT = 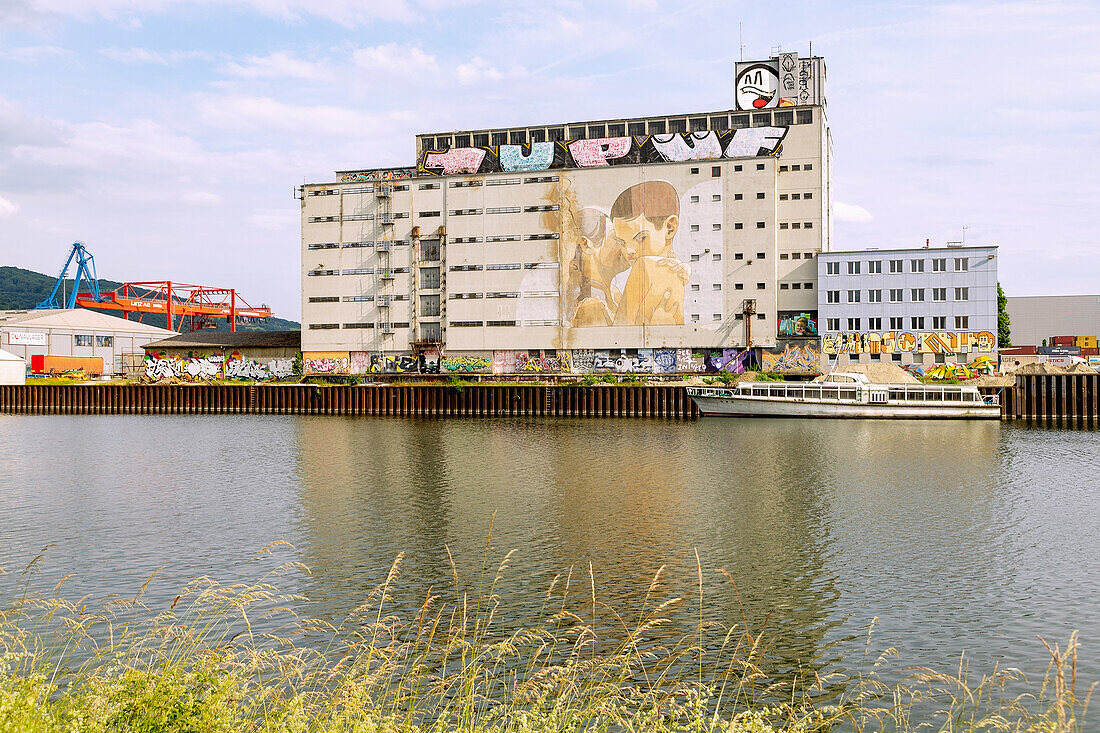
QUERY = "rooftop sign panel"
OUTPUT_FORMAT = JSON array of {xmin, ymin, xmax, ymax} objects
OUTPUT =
[{"xmin": 735, "ymin": 54, "xmax": 824, "ymax": 110}]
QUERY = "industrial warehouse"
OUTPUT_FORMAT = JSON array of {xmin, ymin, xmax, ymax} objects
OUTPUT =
[{"xmin": 299, "ymin": 53, "xmax": 833, "ymax": 375}]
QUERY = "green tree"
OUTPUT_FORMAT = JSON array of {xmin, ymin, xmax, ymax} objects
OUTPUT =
[{"xmin": 997, "ymin": 282, "xmax": 1011, "ymax": 347}]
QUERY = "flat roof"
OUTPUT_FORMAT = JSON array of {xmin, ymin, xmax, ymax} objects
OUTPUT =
[
  {"xmin": 144, "ymin": 330, "xmax": 300, "ymax": 350},
  {"xmin": 820, "ymin": 245, "xmax": 997, "ymax": 256}
]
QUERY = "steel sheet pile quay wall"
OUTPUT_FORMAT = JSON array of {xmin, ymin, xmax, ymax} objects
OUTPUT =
[
  {"xmin": 1, "ymin": 378, "xmax": 1097, "ymax": 424},
  {"xmin": 1011, "ymin": 373, "xmax": 1099, "ymax": 427},
  {"xmin": 0, "ymin": 384, "xmax": 701, "ymax": 419}
]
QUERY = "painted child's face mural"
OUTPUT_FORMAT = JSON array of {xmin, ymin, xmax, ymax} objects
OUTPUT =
[{"xmin": 735, "ymin": 64, "xmax": 780, "ymax": 110}]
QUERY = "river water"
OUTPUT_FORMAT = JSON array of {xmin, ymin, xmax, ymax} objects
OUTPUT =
[{"xmin": 0, "ymin": 415, "xmax": 1097, "ymax": 689}]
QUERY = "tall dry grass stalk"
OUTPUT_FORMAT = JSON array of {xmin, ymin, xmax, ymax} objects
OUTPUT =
[{"xmin": 0, "ymin": 540, "xmax": 1092, "ymax": 732}]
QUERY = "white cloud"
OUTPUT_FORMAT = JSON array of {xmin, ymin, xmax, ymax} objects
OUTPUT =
[
  {"xmin": 14, "ymin": 0, "xmax": 419, "ymax": 26},
  {"xmin": 352, "ymin": 43, "xmax": 438, "ymax": 77},
  {"xmin": 0, "ymin": 196, "xmax": 19, "ymax": 217},
  {"xmin": 455, "ymin": 56, "xmax": 502, "ymax": 85},
  {"xmin": 100, "ymin": 46, "xmax": 219, "ymax": 64},
  {"xmin": 221, "ymin": 51, "xmax": 327, "ymax": 80},
  {"xmin": 833, "ymin": 202, "xmax": 873, "ymax": 223}
]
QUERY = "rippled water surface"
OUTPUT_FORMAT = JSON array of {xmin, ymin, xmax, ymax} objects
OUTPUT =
[{"xmin": 1, "ymin": 415, "xmax": 1097, "ymax": 685}]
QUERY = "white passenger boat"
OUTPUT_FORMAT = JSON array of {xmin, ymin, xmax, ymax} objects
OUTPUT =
[{"xmin": 687, "ymin": 372, "xmax": 1001, "ymax": 419}]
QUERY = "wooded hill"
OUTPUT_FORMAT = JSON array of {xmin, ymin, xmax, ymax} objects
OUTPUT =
[{"xmin": 0, "ymin": 266, "xmax": 300, "ymax": 332}]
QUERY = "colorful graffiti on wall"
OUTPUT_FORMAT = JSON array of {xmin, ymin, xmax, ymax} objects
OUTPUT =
[
  {"xmin": 821, "ymin": 331, "xmax": 997, "ymax": 355},
  {"xmin": 778, "ymin": 313, "xmax": 818, "ymax": 337},
  {"xmin": 761, "ymin": 343, "xmax": 820, "ymax": 373},
  {"xmin": 144, "ymin": 351, "xmax": 294, "ymax": 381},
  {"xmin": 441, "ymin": 355, "xmax": 492, "ymax": 373},
  {"xmin": 301, "ymin": 347, "xmax": 819, "ymax": 377},
  {"xmin": 925, "ymin": 355, "xmax": 998, "ymax": 381},
  {"xmin": 418, "ymin": 127, "xmax": 788, "ymax": 176},
  {"xmin": 337, "ymin": 168, "xmax": 416, "ymax": 183}
]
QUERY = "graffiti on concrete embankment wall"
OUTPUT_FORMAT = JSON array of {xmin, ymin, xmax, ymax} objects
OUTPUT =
[
  {"xmin": 761, "ymin": 343, "xmax": 821, "ymax": 373},
  {"xmin": 144, "ymin": 351, "xmax": 295, "ymax": 381},
  {"xmin": 300, "ymin": 347, "xmax": 814, "ymax": 376},
  {"xmin": 441, "ymin": 354, "xmax": 492, "ymax": 373}
]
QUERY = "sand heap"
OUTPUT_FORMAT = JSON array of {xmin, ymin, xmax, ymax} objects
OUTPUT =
[
  {"xmin": 821, "ymin": 363, "xmax": 920, "ymax": 384},
  {"xmin": 1014, "ymin": 362, "xmax": 1096, "ymax": 375}
]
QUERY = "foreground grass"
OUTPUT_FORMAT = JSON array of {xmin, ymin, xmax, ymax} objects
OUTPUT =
[{"xmin": 0, "ymin": 544, "xmax": 1092, "ymax": 732}]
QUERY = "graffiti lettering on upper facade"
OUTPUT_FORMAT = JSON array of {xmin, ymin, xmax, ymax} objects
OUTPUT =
[
  {"xmin": 651, "ymin": 132, "xmax": 723, "ymax": 162},
  {"xmin": 761, "ymin": 344, "xmax": 821, "ymax": 373},
  {"xmin": 820, "ymin": 331, "xmax": 997, "ymax": 355},
  {"xmin": 417, "ymin": 127, "xmax": 788, "ymax": 176},
  {"xmin": 338, "ymin": 168, "xmax": 415, "ymax": 183},
  {"xmin": 778, "ymin": 313, "xmax": 818, "ymax": 337},
  {"xmin": 441, "ymin": 355, "xmax": 492, "ymax": 373}
]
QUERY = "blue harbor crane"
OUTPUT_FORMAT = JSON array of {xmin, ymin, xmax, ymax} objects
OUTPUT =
[{"xmin": 35, "ymin": 241, "xmax": 107, "ymax": 310}]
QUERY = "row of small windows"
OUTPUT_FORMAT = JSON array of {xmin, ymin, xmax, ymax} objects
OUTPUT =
[
  {"xmin": 687, "ymin": 191, "xmax": 809, "ymax": 204},
  {"xmin": 826, "ymin": 258, "xmax": 972, "ymax": 275},
  {"xmin": 826, "ymin": 287, "xmax": 971, "ymax": 303},
  {"xmin": 309, "ymin": 213, "xmax": 410, "ymax": 223},
  {"xmin": 307, "ymin": 184, "xmax": 410, "ymax": 196},
  {"xmin": 778, "ymin": 192, "xmax": 814, "ymax": 200},
  {"xmin": 449, "ymin": 291, "xmax": 559, "ymax": 299},
  {"xmin": 423, "ymin": 109, "xmax": 814, "ymax": 150},
  {"xmin": 826, "ymin": 316, "xmax": 972, "ymax": 331},
  {"xmin": 433, "ymin": 205, "xmax": 560, "ymax": 217},
  {"xmin": 779, "ymin": 252, "xmax": 816, "ymax": 260},
  {"xmin": 307, "ymin": 240, "xmax": 412, "ymax": 250},
  {"xmin": 308, "ymin": 267, "xmax": 412, "ymax": 277},
  {"xmin": 449, "ymin": 262, "xmax": 560, "ymax": 271},
  {"xmin": 450, "ymin": 320, "xmax": 562, "ymax": 328},
  {"xmin": 308, "ymin": 295, "xmax": 411, "ymax": 303},
  {"xmin": 778, "ymin": 282, "xmax": 815, "ymax": 290},
  {"xmin": 779, "ymin": 222, "xmax": 814, "ymax": 230},
  {"xmin": 309, "ymin": 321, "xmax": 415, "ymax": 330}
]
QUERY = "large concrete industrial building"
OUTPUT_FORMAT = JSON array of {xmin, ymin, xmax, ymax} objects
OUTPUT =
[{"xmin": 299, "ymin": 53, "xmax": 830, "ymax": 374}]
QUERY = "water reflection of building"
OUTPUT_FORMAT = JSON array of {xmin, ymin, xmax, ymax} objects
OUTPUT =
[{"xmin": 291, "ymin": 417, "xmax": 1005, "ymax": 694}]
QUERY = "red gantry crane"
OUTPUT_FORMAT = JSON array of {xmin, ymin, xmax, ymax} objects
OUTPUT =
[{"xmin": 75, "ymin": 281, "xmax": 273, "ymax": 332}]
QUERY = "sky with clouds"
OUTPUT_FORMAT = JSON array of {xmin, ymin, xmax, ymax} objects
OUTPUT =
[{"xmin": 1, "ymin": 0, "xmax": 1098, "ymax": 320}]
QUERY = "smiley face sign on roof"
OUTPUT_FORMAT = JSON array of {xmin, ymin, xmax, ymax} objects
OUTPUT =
[{"xmin": 735, "ymin": 63, "xmax": 780, "ymax": 110}]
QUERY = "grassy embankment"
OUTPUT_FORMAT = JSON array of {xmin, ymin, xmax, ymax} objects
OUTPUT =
[{"xmin": 0, "ymin": 544, "xmax": 1091, "ymax": 732}]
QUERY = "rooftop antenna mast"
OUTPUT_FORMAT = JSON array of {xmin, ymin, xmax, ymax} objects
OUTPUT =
[
  {"xmin": 739, "ymin": 23, "xmax": 745, "ymax": 61},
  {"xmin": 962, "ymin": 225, "xmax": 969, "ymax": 246}
]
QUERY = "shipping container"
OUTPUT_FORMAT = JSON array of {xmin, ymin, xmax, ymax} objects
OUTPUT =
[
  {"xmin": 1000, "ymin": 346, "xmax": 1038, "ymax": 355},
  {"xmin": 29, "ymin": 355, "xmax": 104, "ymax": 375},
  {"xmin": 1082, "ymin": 347, "xmax": 1099, "ymax": 356},
  {"xmin": 1037, "ymin": 346, "xmax": 1082, "ymax": 356},
  {"xmin": 1052, "ymin": 336, "xmax": 1077, "ymax": 347},
  {"xmin": 1075, "ymin": 335, "xmax": 1098, "ymax": 348}
]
